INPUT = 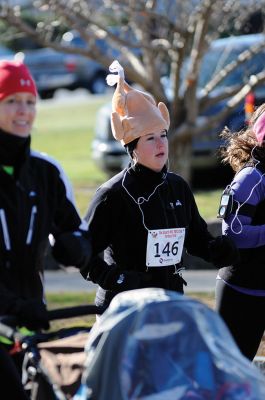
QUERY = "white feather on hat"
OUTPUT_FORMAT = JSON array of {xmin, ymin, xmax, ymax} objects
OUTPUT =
[{"xmin": 106, "ymin": 60, "xmax": 170, "ymax": 145}]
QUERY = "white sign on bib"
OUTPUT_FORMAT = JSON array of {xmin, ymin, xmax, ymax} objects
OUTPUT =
[{"xmin": 146, "ymin": 227, "xmax": 185, "ymax": 267}]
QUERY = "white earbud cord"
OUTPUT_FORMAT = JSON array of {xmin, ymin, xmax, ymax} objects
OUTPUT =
[
  {"xmin": 231, "ymin": 147, "xmax": 265, "ymax": 234},
  {"xmin": 122, "ymin": 167, "xmax": 166, "ymax": 231}
]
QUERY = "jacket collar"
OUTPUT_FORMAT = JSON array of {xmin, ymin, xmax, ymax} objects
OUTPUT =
[
  {"xmin": 126, "ymin": 163, "xmax": 167, "ymax": 196},
  {"xmin": 0, "ymin": 129, "xmax": 31, "ymax": 167},
  {"xmin": 130, "ymin": 163, "xmax": 167, "ymax": 183},
  {"xmin": 0, "ymin": 128, "xmax": 30, "ymax": 173}
]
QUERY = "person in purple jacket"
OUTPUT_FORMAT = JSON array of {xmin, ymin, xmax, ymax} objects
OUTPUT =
[{"xmin": 216, "ymin": 103, "xmax": 265, "ymax": 361}]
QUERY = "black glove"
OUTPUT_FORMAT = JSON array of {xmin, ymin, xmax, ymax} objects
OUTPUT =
[
  {"xmin": 18, "ymin": 299, "xmax": 50, "ymax": 331},
  {"xmin": 208, "ymin": 235, "xmax": 239, "ymax": 268},
  {"xmin": 52, "ymin": 231, "xmax": 92, "ymax": 269},
  {"xmin": 101, "ymin": 268, "xmax": 143, "ymax": 292}
]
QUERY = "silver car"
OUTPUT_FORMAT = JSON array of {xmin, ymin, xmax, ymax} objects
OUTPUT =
[{"xmin": 92, "ymin": 33, "xmax": 265, "ymax": 178}]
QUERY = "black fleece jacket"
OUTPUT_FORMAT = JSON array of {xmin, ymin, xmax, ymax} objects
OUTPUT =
[
  {"xmin": 0, "ymin": 129, "xmax": 82, "ymax": 315},
  {"xmin": 83, "ymin": 164, "xmax": 215, "ymax": 307}
]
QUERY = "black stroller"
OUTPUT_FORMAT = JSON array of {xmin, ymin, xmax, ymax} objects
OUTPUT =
[
  {"xmin": 80, "ymin": 288, "xmax": 265, "ymax": 400},
  {"xmin": 2, "ymin": 291, "xmax": 265, "ymax": 400},
  {"xmin": 0, "ymin": 304, "xmax": 103, "ymax": 400}
]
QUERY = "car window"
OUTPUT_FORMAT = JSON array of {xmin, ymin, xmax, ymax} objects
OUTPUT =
[
  {"xmin": 0, "ymin": 45, "xmax": 14, "ymax": 58},
  {"xmin": 198, "ymin": 41, "xmax": 265, "ymax": 89}
]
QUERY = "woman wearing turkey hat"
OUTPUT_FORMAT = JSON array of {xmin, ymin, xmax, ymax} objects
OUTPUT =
[
  {"xmin": 81, "ymin": 60, "xmax": 238, "ymax": 310},
  {"xmin": 0, "ymin": 60, "xmax": 91, "ymax": 398}
]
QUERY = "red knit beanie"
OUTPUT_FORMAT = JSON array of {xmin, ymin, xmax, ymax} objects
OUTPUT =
[{"xmin": 0, "ymin": 60, "xmax": 37, "ymax": 100}]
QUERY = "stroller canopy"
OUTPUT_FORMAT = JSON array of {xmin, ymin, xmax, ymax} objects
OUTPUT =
[{"xmin": 81, "ymin": 288, "xmax": 265, "ymax": 400}]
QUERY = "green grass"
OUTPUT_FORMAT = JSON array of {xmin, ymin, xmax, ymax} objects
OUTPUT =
[
  {"xmin": 46, "ymin": 291, "xmax": 215, "ymax": 309},
  {"xmin": 32, "ymin": 94, "xmax": 223, "ymax": 219},
  {"xmin": 33, "ymin": 95, "xmax": 110, "ymax": 187},
  {"xmin": 32, "ymin": 94, "xmax": 111, "ymax": 215},
  {"xmin": 47, "ymin": 291, "xmax": 97, "ymax": 329},
  {"xmin": 47, "ymin": 291, "xmax": 95, "ymax": 308},
  {"xmin": 46, "ymin": 291, "xmax": 215, "ymax": 330},
  {"xmin": 194, "ymin": 189, "xmax": 222, "ymax": 220}
]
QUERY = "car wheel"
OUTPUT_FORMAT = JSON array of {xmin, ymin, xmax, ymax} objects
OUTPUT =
[
  {"xmin": 90, "ymin": 73, "xmax": 107, "ymax": 94},
  {"xmin": 39, "ymin": 89, "xmax": 56, "ymax": 100}
]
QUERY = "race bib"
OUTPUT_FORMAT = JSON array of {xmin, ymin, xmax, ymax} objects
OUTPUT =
[{"xmin": 146, "ymin": 228, "xmax": 185, "ymax": 267}]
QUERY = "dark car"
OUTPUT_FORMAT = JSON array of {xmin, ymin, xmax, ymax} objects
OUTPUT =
[
  {"xmin": 17, "ymin": 48, "xmax": 80, "ymax": 99},
  {"xmin": 91, "ymin": 33, "xmax": 265, "ymax": 176},
  {"xmin": 16, "ymin": 28, "xmax": 141, "ymax": 99},
  {"xmin": 0, "ymin": 44, "xmax": 15, "ymax": 60},
  {"xmin": 60, "ymin": 30, "xmax": 114, "ymax": 95},
  {"xmin": 60, "ymin": 29, "xmax": 140, "ymax": 95},
  {"xmin": 17, "ymin": 30, "xmax": 114, "ymax": 99},
  {"xmin": 18, "ymin": 45, "xmax": 109, "ymax": 99}
]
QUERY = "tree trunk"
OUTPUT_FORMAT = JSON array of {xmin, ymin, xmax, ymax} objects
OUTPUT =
[{"xmin": 169, "ymin": 136, "xmax": 193, "ymax": 183}]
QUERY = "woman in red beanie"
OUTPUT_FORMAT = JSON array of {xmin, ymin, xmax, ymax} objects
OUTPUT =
[{"xmin": 0, "ymin": 60, "xmax": 91, "ymax": 398}]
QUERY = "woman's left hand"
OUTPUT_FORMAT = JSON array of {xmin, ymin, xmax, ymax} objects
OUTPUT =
[{"xmin": 208, "ymin": 235, "xmax": 240, "ymax": 267}]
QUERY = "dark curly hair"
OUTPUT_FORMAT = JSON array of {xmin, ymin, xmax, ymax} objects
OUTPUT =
[{"xmin": 219, "ymin": 103, "xmax": 265, "ymax": 172}]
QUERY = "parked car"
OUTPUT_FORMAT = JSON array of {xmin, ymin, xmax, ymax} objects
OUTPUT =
[
  {"xmin": 60, "ymin": 29, "xmax": 140, "ymax": 94},
  {"xmin": 0, "ymin": 44, "xmax": 15, "ymax": 60},
  {"xmin": 17, "ymin": 31, "xmax": 113, "ymax": 99},
  {"xmin": 13, "ymin": 28, "xmax": 141, "ymax": 100},
  {"xmin": 92, "ymin": 101, "xmax": 130, "ymax": 174},
  {"xmin": 16, "ymin": 48, "xmax": 80, "ymax": 99},
  {"xmin": 60, "ymin": 30, "xmax": 113, "ymax": 95},
  {"xmin": 91, "ymin": 33, "xmax": 265, "ymax": 177}
]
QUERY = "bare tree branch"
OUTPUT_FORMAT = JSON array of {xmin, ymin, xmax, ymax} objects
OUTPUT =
[
  {"xmin": 1, "ymin": 0, "xmax": 265, "ymax": 181},
  {"xmin": 201, "ymin": 39, "xmax": 265, "ymax": 96}
]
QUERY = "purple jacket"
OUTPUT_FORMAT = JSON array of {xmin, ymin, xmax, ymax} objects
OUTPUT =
[{"xmin": 220, "ymin": 162, "xmax": 265, "ymax": 289}]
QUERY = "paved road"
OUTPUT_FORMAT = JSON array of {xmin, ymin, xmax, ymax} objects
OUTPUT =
[{"xmin": 44, "ymin": 268, "xmax": 217, "ymax": 293}]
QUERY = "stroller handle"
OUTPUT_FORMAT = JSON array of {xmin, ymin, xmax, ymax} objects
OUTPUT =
[
  {"xmin": 47, "ymin": 304, "xmax": 105, "ymax": 320},
  {"xmin": 0, "ymin": 321, "xmax": 18, "ymax": 340},
  {"xmin": 0, "ymin": 304, "xmax": 105, "ymax": 337}
]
